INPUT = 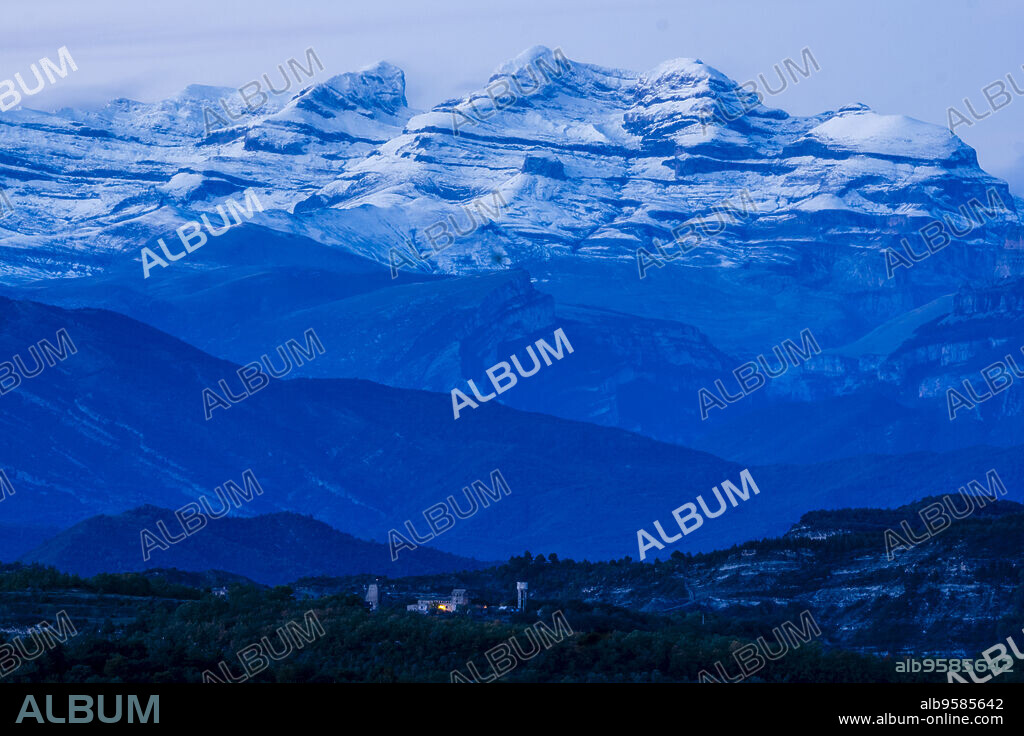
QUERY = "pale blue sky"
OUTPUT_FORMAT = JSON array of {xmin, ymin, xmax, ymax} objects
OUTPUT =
[{"xmin": 4, "ymin": 0, "xmax": 1023, "ymax": 191}]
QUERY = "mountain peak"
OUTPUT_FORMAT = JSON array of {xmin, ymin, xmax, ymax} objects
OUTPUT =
[
  {"xmin": 175, "ymin": 82, "xmax": 240, "ymax": 102},
  {"xmin": 643, "ymin": 57, "xmax": 719, "ymax": 82},
  {"xmin": 292, "ymin": 61, "xmax": 408, "ymax": 117},
  {"xmin": 344, "ymin": 60, "xmax": 407, "ymax": 97},
  {"xmin": 493, "ymin": 45, "xmax": 575, "ymax": 80}
]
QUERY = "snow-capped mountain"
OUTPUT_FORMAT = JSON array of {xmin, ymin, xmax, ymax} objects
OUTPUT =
[
  {"xmin": 296, "ymin": 46, "xmax": 1020, "ymax": 290},
  {"xmin": 2, "ymin": 45, "xmax": 1023, "ymax": 478},
  {"xmin": 2, "ymin": 46, "xmax": 1018, "ymax": 284},
  {"xmin": 0, "ymin": 62, "xmax": 412, "ymax": 281}
]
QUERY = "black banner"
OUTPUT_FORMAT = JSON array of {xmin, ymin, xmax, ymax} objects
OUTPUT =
[{"xmin": 0, "ymin": 683, "xmax": 1017, "ymax": 729}]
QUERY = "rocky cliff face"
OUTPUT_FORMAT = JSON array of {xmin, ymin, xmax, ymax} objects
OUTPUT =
[{"xmin": 671, "ymin": 501, "xmax": 1024, "ymax": 657}]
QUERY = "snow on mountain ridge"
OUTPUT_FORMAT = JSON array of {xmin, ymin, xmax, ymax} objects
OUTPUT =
[
  {"xmin": 0, "ymin": 45, "xmax": 1018, "ymax": 289},
  {"xmin": 293, "ymin": 47, "xmax": 1017, "ymax": 290},
  {"xmin": 805, "ymin": 109, "xmax": 968, "ymax": 161}
]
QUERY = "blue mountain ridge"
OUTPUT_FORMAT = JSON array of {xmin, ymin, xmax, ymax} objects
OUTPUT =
[
  {"xmin": 17, "ymin": 506, "xmax": 485, "ymax": 584},
  {"xmin": 0, "ymin": 296, "xmax": 1022, "ymax": 564},
  {"xmin": 1, "ymin": 46, "xmax": 1023, "ymax": 565}
]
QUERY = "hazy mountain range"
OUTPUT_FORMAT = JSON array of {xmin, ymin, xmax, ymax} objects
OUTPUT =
[{"xmin": 1, "ymin": 45, "xmax": 1022, "ymax": 573}]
